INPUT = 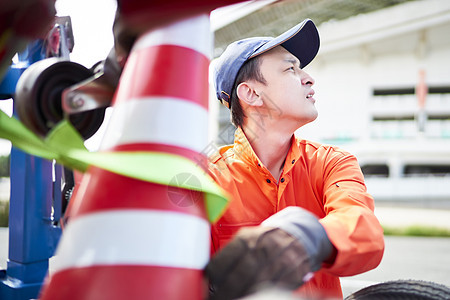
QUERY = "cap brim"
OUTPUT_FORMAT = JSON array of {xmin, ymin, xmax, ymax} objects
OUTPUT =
[{"xmin": 249, "ymin": 19, "xmax": 319, "ymax": 68}]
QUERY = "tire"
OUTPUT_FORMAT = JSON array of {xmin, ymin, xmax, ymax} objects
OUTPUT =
[{"xmin": 345, "ymin": 280, "xmax": 450, "ymax": 300}]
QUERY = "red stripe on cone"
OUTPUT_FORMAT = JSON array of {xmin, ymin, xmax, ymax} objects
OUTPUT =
[
  {"xmin": 114, "ymin": 45, "xmax": 210, "ymax": 109},
  {"xmin": 40, "ymin": 265, "xmax": 205, "ymax": 300},
  {"xmin": 67, "ymin": 166, "xmax": 207, "ymax": 221}
]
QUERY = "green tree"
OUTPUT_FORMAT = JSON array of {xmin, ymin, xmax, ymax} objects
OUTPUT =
[
  {"xmin": 0, "ymin": 154, "xmax": 10, "ymax": 177},
  {"xmin": 0, "ymin": 201, "xmax": 8, "ymax": 227}
]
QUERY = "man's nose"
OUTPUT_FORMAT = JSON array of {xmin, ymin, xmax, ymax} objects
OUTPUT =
[{"xmin": 301, "ymin": 71, "xmax": 315, "ymax": 86}]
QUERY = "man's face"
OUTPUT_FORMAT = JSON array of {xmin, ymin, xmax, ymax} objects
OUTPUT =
[{"xmin": 252, "ymin": 46, "xmax": 317, "ymax": 128}]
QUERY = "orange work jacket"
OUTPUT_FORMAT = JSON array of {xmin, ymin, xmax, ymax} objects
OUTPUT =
[{"xmin": 208, "ymin": 127, "xmax": 385, "ymax": 299}]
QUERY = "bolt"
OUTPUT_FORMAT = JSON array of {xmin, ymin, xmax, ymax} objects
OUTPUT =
[{"xmin": 70, "ymin": 93, "xmax": 85, "ymax": 109}]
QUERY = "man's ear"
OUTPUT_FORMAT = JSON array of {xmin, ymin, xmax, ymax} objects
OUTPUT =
[{"xmin": 236, "ymin": 82, "xmax": 263, "ymax": 107}]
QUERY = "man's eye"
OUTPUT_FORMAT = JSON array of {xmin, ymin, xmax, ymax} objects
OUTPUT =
[{"xmin": 287, "ymin": 66, "xmax": 295, "ymax": 71}]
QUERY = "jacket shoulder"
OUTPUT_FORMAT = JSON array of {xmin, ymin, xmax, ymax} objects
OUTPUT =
[{"xmin": 296, "ymin": 138, "xmax": 351, "ymax": 157}]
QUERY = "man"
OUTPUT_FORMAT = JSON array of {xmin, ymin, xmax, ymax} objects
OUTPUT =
[{"xmin": 205, "ymin": 19, "xmax": 385, "ymax": 299}]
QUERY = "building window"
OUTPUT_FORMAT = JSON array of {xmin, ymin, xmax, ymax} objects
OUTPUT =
[
  {"xmin": 370, "ymin": 86, "xmax": 450, "ymax": 139},
  {"xmin": 404, "ymin": 164, "xmax": 450, "ymax": 177},
  {"xmin": 361, "ymin": 164, "xmax": 389, "ymax": 178}
]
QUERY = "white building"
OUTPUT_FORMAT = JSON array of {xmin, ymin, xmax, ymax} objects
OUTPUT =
[{"xmin": 211, "ymin": 0, "xmax": 450, "ymax": 206}]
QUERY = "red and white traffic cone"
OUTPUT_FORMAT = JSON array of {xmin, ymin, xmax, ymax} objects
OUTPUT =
[{"xmin": 40, "ymin": 14, "xmax": 212, "ymax": 300}]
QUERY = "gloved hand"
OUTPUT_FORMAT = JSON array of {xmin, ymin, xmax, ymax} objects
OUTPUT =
[{"xmin": 205, "ymin": 206, "xmax": 334, "ymax": 300}]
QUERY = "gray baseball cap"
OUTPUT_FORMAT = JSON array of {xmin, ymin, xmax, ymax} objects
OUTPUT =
[{"xmin": 213, "ymin": 19, "xmax": 320, "ymax": 108}]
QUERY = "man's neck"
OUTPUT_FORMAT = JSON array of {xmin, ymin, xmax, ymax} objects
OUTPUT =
[{"xmin": 242, "ymin": 121, "xmax": 293, "ymax": 182}]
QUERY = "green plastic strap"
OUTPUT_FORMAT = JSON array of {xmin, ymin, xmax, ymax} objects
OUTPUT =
[
  {"xmin": 0, "ymin": 110, "xmax": 228, "ymax": 222},
  {"xmin": 0, "ymin": 110, "xmax": 55, "ymax": 160}
]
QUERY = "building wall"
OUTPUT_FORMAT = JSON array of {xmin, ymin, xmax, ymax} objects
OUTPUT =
[
  {"xmin": 299, "ymin": 0, "xmax": 450, "ymax": 204},
  {"xmin": 300, "ymin": 0, "xmax": 450, "ymax": 144}
]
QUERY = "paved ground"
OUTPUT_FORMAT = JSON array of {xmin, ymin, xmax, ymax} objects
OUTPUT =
[
  {"xmin": 341, "ymin": 235, "xmax": 450, "ymax": 297},
  {"xmin": 0, "ymin": 227, "xmax": 7, "ymax": 270},
  {"xmin": 342, "ymin": 205, "xmax": 450, "ymax": 297}
]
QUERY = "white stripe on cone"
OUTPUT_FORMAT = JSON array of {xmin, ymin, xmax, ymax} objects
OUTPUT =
[
  {"xmin": 52, "ymin": 210, "xmax": 210, "ymax": 273},
  {"xmin": 100, "ymin": 97, "xmax": 208, "ymax": 152},
  {"xmin": 133, "ymin": 14, "xmax": 212, "ymax": 58}
]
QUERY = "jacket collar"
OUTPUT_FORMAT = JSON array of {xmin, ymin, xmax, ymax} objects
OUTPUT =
[{"xmin": 232, "ymin": 127, "xmax": 301, "ymax": 174}]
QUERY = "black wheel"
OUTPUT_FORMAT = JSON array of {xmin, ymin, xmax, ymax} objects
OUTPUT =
[
  {"xmin": 345, "ymin": 280, "xmax": 450, "ymax": 300},
  {"xmin": 15, "ymin": 58, "xmax": 105, "ymax": 139}
]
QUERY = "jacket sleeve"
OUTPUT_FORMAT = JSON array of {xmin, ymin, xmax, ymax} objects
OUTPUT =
[{"xmin": 317, "ymin": 147, "xmax": 385, "ymax": 276}]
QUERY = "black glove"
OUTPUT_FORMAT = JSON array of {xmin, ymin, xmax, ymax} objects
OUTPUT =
[
  {"xmin": 205, "ymin": 207, "xmax": 334, "ymax": 300},
  {"xmin": 261, "ymin": 206, "xmax": 334, "ymax": 272}
]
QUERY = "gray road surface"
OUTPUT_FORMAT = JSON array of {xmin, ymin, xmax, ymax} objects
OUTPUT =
[
  {"xmin": 0, "ymin": 227, "xmax": 8, "ymax": 270},
  {"xmin": 342, "ymin": 235, "xmax": 450, "ymax": 297}
]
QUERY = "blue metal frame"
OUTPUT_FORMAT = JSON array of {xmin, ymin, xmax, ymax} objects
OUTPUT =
[{"xmin": 0, "ymin": 41, "xmax": 62, "ymax": 300}]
